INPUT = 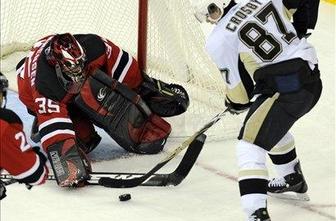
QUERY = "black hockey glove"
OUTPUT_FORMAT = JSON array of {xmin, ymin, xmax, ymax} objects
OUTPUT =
[
  {"xmin": 138, "ymin": 73, "xmax": 190, "ymax": 117},
  {"xmin": 298, "ymin": 32, "xmax": 312, "ymax": 39},
  {"xmin": 0, "ymin": 180, "xmax": 7, "ymax": 200},
  {"xmin": 225, "ymin": 97, "xmax": 252, "ymax": 115}
]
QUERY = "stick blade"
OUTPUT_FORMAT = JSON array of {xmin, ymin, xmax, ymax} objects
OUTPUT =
[{"xmin": 141, "ymin": 134, "xmax": 206, "ymax": 186}]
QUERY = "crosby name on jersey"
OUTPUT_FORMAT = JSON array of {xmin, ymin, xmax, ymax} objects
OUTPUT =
[{"xmin": 226, "ymin": 0, "xmax": 263, "ymax": 32}]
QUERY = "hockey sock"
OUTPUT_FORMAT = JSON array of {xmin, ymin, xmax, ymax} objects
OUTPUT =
[
  {"xmin": 237, "ymin": 140, "xmax": 268, "ymax": 216},
  {"xmin": 269, "ymin": 132, "xmax": 298, "ymax": 177}
]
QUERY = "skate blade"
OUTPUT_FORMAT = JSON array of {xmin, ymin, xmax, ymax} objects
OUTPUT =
[{"xmin": 267, "ymin": 191, "xmax": 310, "ymax": 201}]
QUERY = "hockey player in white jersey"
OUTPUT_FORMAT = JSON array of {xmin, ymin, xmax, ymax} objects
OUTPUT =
[{"xmin": 194, "ymin": 0, "xmax": 321, "ymax": 220}]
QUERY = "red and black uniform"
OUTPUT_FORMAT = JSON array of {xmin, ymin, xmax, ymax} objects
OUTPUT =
[
  {"xmin": 17, "ymin": 34, "xmax": 143, "ymax": 151},
  {"xmin": 0, "ymin": 108, "xmax": 48, "ymax": 185}
]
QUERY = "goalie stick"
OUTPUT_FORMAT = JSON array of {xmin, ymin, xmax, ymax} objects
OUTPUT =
[
  {"xmin": 98, "ymin": 108, "xmax": 229, "ymax": 188},
  {"xmin": 0, "ymin": 133, "xmax": 205, "ymax": 187},
  {"xmin": 1, "ymin": 109, "xmax": 228, "ymax": 188},
  {"xmin": 94, "ymin": 133, "xmax": 206, "ymax": 187}
]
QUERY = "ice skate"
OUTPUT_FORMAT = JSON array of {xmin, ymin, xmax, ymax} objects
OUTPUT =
[
  {"xmin": 268, "ymin": 162, "xmax": 309, "ymax": 201},
  {"xmin": 248, "ymin": 208, "xmax": 271, "ymax": 221}
]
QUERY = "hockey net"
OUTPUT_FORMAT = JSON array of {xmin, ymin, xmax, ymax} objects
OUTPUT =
[{"xmin": 0, "ymin": 0, "xmax": 243, "ymax": 140}]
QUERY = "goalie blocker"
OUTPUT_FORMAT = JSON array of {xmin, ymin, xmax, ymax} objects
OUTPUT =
[
  {"xmin": 74, "ymin": 69, "xmax": 176, "ymax": 154},
  {"xmin": 47, "ymin": 139, "xmax": 91, "ymax": 187}
]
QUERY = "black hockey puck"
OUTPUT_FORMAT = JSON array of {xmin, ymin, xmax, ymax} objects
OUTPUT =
[{"xmin": 119, "ymin": 193, "xmax": 131, "ymax": 201}]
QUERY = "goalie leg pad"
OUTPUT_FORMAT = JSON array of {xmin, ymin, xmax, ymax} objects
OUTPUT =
[
  {"xmin": 128, "ymin": 114, "xmax": 171, "ymax": 154},
  {"xmin": 74, "ymin": 69, "xmax": 171, "ymax": 154},
  {"xmin": 138, "ymin": 74, "xmax": 190, "ymax": 117}
]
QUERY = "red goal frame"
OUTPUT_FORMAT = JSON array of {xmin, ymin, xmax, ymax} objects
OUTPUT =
[{"xmin": 138, "ymin": 0, "xmax": 148, "ymax": 71}]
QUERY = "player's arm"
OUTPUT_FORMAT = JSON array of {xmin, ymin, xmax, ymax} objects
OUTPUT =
[
  {"xmin": 100, "ymin": 37, "xmax": 143, "ymax": 89},
  {"xmin": 206, "ymin": 39, "xmax": 253, "ymax": 114},
  {"xmin": 32, "ymin": 92, "xmax": 91, "ymax": 187},
  {"xmin": 223, "ymin": 62, "xmax": 254, "ymax": 115},
  {"xmin": 0, "ymin": 109, "xmax": 48, "ymax": 186},
  {"xmin": 283, "ymin": 0, "xmax": 320, "ymax": 38}
]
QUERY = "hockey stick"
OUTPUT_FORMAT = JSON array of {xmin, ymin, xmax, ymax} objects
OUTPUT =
[
  {"xmin": 89, "ymin": 133, "xmax": 205, "ymax": 187},
  {"xmin": 131, "ymin": 133, "xmax": 206, "ymax": 187},
  {"xmin": 0, "ymin": 178, "xmax": 33, "ymax": 190},
  {"xmin": 98, "ymin": 108, "xmax": 229, "ymax": 188},
  {"xmin": 1, "ymin": 179, "xmax": 17, "ymax": 186},
  {"xmin": 0, "ymin": 134, "xmax": 205, "ymax": 187},
  {"xmin": 1, "ymin": 109, "xmax": 228, "ymax": 188}
]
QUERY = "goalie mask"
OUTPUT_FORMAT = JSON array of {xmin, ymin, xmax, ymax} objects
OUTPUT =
[
  {"xmin": 0, "ymin": 72, "xmax": 9, "ymax": 108},
  {"xmin": 193, "ymin": 0, "xmax": 231, "ymax": 24},
  {"xmin": 46, "ymin": 33, "xmax": 87, "ymax": 93}
]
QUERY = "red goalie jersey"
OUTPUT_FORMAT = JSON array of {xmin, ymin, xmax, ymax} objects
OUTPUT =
[
  {"xmin": 0, "ymin": 108, "xmax": 48, "ymax": 185},
  {"xmin": 17, "ymin": 34, "xmax": 143, "ymax": 151}
]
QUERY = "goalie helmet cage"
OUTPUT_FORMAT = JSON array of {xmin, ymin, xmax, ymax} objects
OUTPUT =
[{"xmin": 0, "ymin": 0, "xmax": 242, "ymax": 140}]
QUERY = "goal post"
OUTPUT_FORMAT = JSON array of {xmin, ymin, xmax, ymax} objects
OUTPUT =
[
  {"xmin": 0, "ymin": 0, "xmax": 243, "ymax": 140},
  {"xmin": 138, "ymin": 0, "xmax": 148, "ymax": 71}
]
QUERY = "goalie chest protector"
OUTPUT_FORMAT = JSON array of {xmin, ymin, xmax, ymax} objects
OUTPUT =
[{"xmin": 74, "ymin": 69, "xmax": 171, "ymax": 154}]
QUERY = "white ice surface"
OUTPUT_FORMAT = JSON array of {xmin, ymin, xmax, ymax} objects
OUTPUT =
[{"xmin": 1, "ymin": 2, "xmax": 335, "ymax": 221}]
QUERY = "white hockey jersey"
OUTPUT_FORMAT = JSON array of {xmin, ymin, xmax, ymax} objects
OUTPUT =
[{"xmin": 205, "ymin": 0, "xmax": 318, "ymax": 104}]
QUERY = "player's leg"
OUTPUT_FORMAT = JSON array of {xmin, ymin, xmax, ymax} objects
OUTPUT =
[
  {"xmin": 237, "ymin": 139, "xmax": 270, "ymax": 220},
  {"xmin": 237, "ymin": 93, "xmax": 293, "ymax": 220},
  {"xmin": 236, "ymin": 93, "xmax": 272, "ymax": 220},
  {"xmin": 268, "ymin": 132, "xmax": 309, "ymax": 200},
  {"xmin": 237, "ymin": 62, "xmax": 322, "ymax": 219},
  {"xmin": 266, "ymin": 77, "xmax": 322, "ymax": 200}
]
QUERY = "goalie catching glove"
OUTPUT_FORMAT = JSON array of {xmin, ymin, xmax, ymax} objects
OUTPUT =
[{"xmin": 137, "ymin": 73, "xmax": 189, "ymax": 117}]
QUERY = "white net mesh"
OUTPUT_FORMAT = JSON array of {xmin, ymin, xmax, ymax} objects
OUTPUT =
[{"xmin": 0, "ymin": 0, "xmax": 243, "ymax": 140}]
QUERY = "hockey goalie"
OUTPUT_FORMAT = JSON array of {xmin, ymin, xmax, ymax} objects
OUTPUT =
[{"xmin": 16, "ymin": 33, "xmax": 189, "ymax": 187}]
